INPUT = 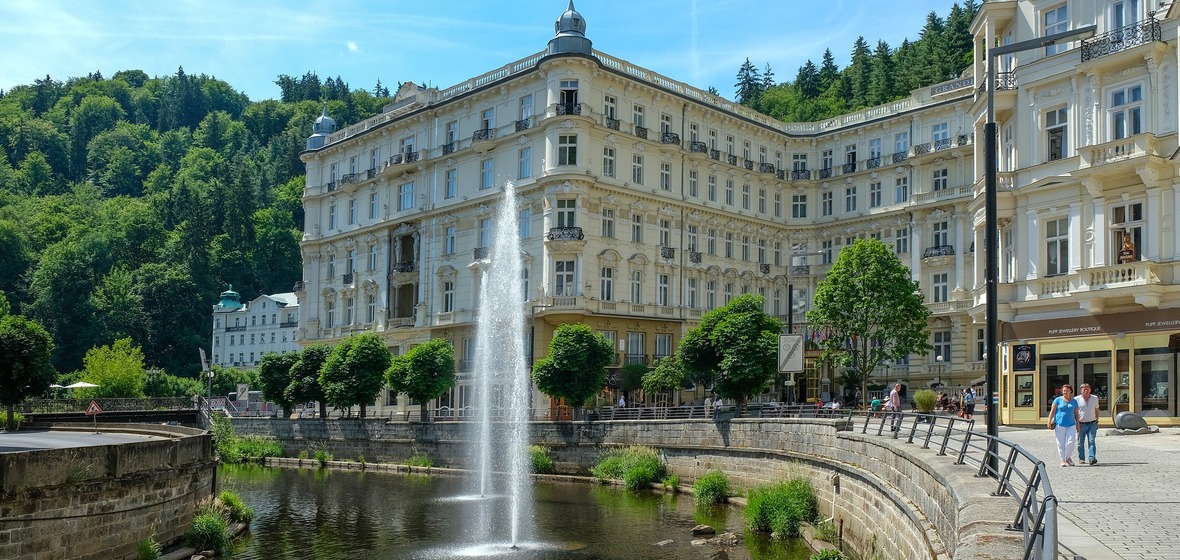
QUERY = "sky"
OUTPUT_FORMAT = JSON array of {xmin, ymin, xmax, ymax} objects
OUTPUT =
[{"xmin": 0, "ymin": 0, "xmax": 959, "ymax": 102}]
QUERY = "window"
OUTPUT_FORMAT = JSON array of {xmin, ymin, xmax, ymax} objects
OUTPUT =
[
  {"xmin": 932, "ymin": 168, "xmax": 948, "ymax": 191},
  {"xmin": 844, "ymin": 143, "xmax": 857, "ymax": 166},
  {"xmin": 869, "ymin": 182, "xmax": 882, "ymax": 207},
  {"xmin": 792, "ymin": 154, "xmax": 808, "ymax": 171},
  {"xmin": 659, "ymin": 219, "xmax": 671, "ymax": 247},
  {"xmin": 660, "ymin": 113, "xmax": 672, "ymax": 134},
  {"xmin": 480, "ymin": 108, "xmax": 495, "ymax": 131},
  {"xmin": 345, "ymin": 297, "xmax": 355, "ymax": 325},
  {"xmin": 741, "ymin": 184, "xmax": 750, "ymax": 209},
  {"xmin": 558, "ymin": 134, "xmax": 577, "ymax": 165},
  {"xmin": 600, "ymin": 267, "xmax": 614, "ymax": 300},
  {"xmin": 707, "ymin": 175, "xmax": 717, "ymax": 202},
  {"xmin": 895, "ymin": 227, "xmax": 909, "ymax": 254},
  {"xmin": 366, "ymin": 294, "xmax": 376, "ymax": 323},
  {"xmin": 602, "ymin": 146, "xmax": 615, "ymax": 177},
  {"xmin": 792, "ymin": 195, "xmax": 807, "ymax": 218},
  {"xmin": 706, "ymin": 281, "xmax": 716, "ymax": 310},
  {"xmin": 821, "ymin": 240, "xmax": 833, "ymax": 264},
  {"xmin": 349, "ymin": 156, "xmax": 358, "ymax": 174},
  {"xmin": 557, "ymin": 199, "xmax": 576, "ymax": 227},
  {"xmin": 519, "ymin": 147, "xmax": 532, "ymax": 178},
  {"xmin": 369, "ymin": 192, "xmax": 379, "ymax": 219},
  {"xmin": 844, "ymin": 186, "xmax": 857, "ymax": 213},
  {"xmin": 443, "ymin": 281, "xmax": 454, "ymax": 312},
  {"xmin": 1046, "ymin": 217, "xmax": 1069, "ymax": 276},
  {"xmin": 1110, "ymin": 84, "xmax": 1143, "ymax": 140},
  {"xmin": 869, "ymin": 138, "xmax": 882, "ymax": 159},
  {"xmin": 821, "ymin": 191, "xmax": 833, "ymax": 216},
  {"xmin": 327, "ymin": 253, "xmax": 336, "ymax": 278},
  {"xmin": 660, "ymin": 162, "xmax": 672, "ymax": 190},
  {"xmin": 657, "ymin": 274, "xmax": 669, "ymax": 305},
  {"xmin": 708, "ymin": 129, "xmax": 717, "ymax": 150},
  {"xmin": 933, "ymin": 221, "xmax": 949, "ymax": 247},
  {"xmin": 690, "ymin": 123, "xmax": 699, "ymax": 142},
  {"xmin": 895, "ymin": 176, "xmax": 909, "ymax": 203},
  {"xmin": 821, "ymin": 149, "xmax": 834, "ymax": 172},
  {"xmin": 758, "ymin": 189, "xmax": 766, "ymax": 214},
  {"xmin": 444, "ymin": 226, "xmax": 456, "ymax": 254},
  {"xmin": 726, "ymin": 135, "xmax": 735, "ymax": 155},
  {"xmin": 603, "ymin": 95, "xmax": 616, "ymax": 119},
  {"xmin": 894, "ymin": 132, "xmax": 909, "ymax": 155},
  {"xmin": 480, "ymin": 158, "xmax": 494, "ymax": 189},
  {"xmin": 757, "ymin": 239, "xmax": 766, "ymax": 264},
  {"xmin": 724, "ymin": 282, "xmax": 733, "ymax": 304},
  {"xmin": 445, "ymin": 121, "xmax": 458, "ymax": 145},
  {"xmin": 686, "ymin": 278, "xmax": 697, "ymax": 308},
  {"xmin": 931, "ymin": 123, "xmax": 949, "ymax": 146},
  {"xmin": 725, "ymin": 233, "xmax": 734, "ymax": 258},
  {"xmin": 370, "ymin": 148, "xmax": 379, "ymax": 173},
  {"xmin": 445, "ymin": 169, "xmax": 457, "ymax": 199},
  {"xmin": 741, "ymin": 236, "xmax": 750, "ymax": 261},
  {"xmin": 602, "ymin": 208, "xmax": 615, "ymax": 238},
  {"xmin": 632, "ymin": 155, "xmax": 644, "ymax": 184},
  {"xmin": 328, "ymin": 203, "xmax": 337, "ymax": 230},
  {"xmin": 632, "ymin": 104, "xmax": 645, "ymax": 127},
  {"xmin": 688, "ymin": 170, "xmax": 698, "ymax": 197},
  {"xmin": 1110, "ymin": 201, "xmax": 1143, "ymax": 263},
  {"xmin": 932, "ymin": 273, "xmax": 948, "ymax": 303},
  {"xmin": 630, "ymin": 270, "xmax": 642, "ymax": 303},
  {"xmin": 368, "ymin": 244, "xmax": 378, "ymax": 270},
  {"xmin": 933, "ymin": 331, "xmax": 952, "ymax": 363},
  {"xmin": 725, "ymin": 180, "xmax": 734, "ymax": 206},
  {"xmin": 521, "ymin": 268, "xmax": 530, "ymax": 300},
  {"xmin": 555, "ymin": 260, "xmax": 575, "ymax": 296},
  {"xmin": 519, "ymin": 94, "xmax": 533, "ymax": 122},
  {"xmin": 398, "ymin": 182, "xmax": 414, "ymax": 211},
  {"xmin": 519, "ymin": 208, "xmax": 531, "ymax": 238},
  {"xmin": 743, "ymin": 141, "xmax": 751, "ymax": 160},
  {"xmin": 346, "ymin": 249, "xmax": 356, "ymax": 275},
  {"xmin": 1045, "ymin": 107, "xmax": 1067, "ymax": 161},
  {"xmin": 773, "ymin": 192, "xmax": 781, "ymax": 218},
  {"xmin": 348, "ymin": 198, "xmax": 357, "ymax": 225},
  {"xmin": 976, "ymin": 328, "xmax": 986, "ymax": 361},
  {"xmin": 631, "ymin": 213, "xmax": 643, "ymax": 242},
  {"xmin": 479, "ymin": 217, "xmax": 492, "ymax": 249},
  {"xmin": 626, "ymin": 332, "xmax": 645, "ymax": 361},
  {"xmin": 1043, "ymin": 5, "xmax": 1069, "ymax": 56},
  {"xmin": 325, "ymin": 300, "xmax": 335, "ymax": 328},
  {"xmin": 400, "ymin": 136, "xmax": 415, "ymax": 156},
  {"xmin": 687, "ymin": 225, "xmax": 698, "ymax": 251}
]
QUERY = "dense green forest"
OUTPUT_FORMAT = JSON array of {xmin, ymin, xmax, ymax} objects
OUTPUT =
[
  {"xmin": 732, "ymin": 1, "xmax": 978, "ymax": 121},
  {"xmin": 0, "ymin": 2, "xmax": 975, "ymax": 385},
  {"xmin": 0, "ymin": 69, "xmax": 394, "ymax": 377}
]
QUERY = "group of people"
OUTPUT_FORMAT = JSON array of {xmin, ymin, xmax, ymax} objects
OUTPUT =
[
  {"xmin": 936, "ymin": 387, "xmax": 977, "ymax": 419},
  {"xmin": 1047, "ymin": 383, "xmax": 1101, "ymax": 467}
]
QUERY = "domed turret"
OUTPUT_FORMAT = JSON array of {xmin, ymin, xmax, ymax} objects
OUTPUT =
[
  {"xmin": 306, "ymin": 104, "xmax": 337, "ymax": 150},
  {"xmin": 548, "ymin": 0, "xmax": 592, "ymax": 56},
  {"xmin": 216, "ymin": 284, "xmax": 243, "ymax": 311}
]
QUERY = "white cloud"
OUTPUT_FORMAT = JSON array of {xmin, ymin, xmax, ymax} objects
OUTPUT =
[{"xmin": 347, "ymin": 41, "xmax": 359, "ymax": 52}]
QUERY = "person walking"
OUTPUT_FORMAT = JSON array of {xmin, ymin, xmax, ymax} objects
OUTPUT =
[
  {"xmin": 1074, "ymin": 383, "xmax": 1100, "ymax": 465},
  {"xmin": 888, "ymin": 383, "xmax": 902, "ymax": 431},
  {"xmin": 618, "ymin": 394, "xmax": 626, "ymax": 408},
  {"xmin": 962, "ymin": 386, "xmax": 976, "ymax": 420},
  {"xmin": 1048, "ymin": 383, "xmax": 1081, "ymax": 466}
]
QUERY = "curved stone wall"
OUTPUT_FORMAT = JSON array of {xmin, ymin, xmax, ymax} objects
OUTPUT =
[
  {"xmin": 231, "ymin": 417, "xmax": 1024, "ymax": 559},
  {"xmin": 0, "ymin": 424, "xmax": 216, "ymax": 560}
]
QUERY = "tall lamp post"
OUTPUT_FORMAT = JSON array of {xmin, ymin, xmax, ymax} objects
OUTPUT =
[
  {"xmin": 935, "ymin": 354, "xmax": 945, "ymax": 388},
  {"xmin": 983, "ymin": 25, "xmax": 1094, "ymax": 463}
]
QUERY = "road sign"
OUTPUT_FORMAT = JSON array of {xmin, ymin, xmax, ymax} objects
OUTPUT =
[
  {"xmin": 778, "ymin": 334, "xmax": 805, "ymax": 373},
  {"xmin": 85, "ymin": 401, "xmax": 103, "ymax": 415}
]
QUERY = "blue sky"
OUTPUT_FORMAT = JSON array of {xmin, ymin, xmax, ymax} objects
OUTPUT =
[{"xmin": 1, "ymin": 0, "xmax": 959, "ymax": 102}]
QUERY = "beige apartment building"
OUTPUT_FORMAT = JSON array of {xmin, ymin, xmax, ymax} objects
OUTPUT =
[{"xmin": 297, "ymin": 1, "xmax": 1180, "ymax": 425}]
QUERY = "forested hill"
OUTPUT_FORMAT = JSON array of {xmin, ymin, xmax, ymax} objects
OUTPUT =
[{"xmin": 0, "ymin": 69, "xmax": 394, "ymax": 376}]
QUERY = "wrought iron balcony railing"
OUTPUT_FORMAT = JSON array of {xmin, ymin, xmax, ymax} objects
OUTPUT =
[
  {"xmin": 922, "ymin": 245, "xmax": 955, "ymax": 258},
  {"xmin": 366, "ymin": 168, "xmax": 377, "ymax": 180},
  {"xmin": 515, "ymin": 118, "xmax": 531, "ymax": 132},
  {"xmin": 957, "ymin": 134, "xmax": 972, "ymax": 147},
  {"xmin": 660, "ymin": 132, "xmax": 680, "ymax": 145},
  {"xmin": 689, "ymin": 141, "xmax": 708, "ymax": 153},
  {"xmin": 791, "ymin": 169, "xmax": 810, "ymax": 180},
  {"xmin": 660, "ymin": 246, "xmax": 675, "ymax": 259},
  {"xmin": 633, "ymin": 125, "xmax": 648, "ymax": 139},
  {"xmin": 743, "ymin": 159, "xmax": 754, "ymax": 171},
  {"xmin": 325, "ymin": 181, "xmax": 337, "ymax": 192},
  {"xmin": 842, "ymin": 162, "xmax": 856, "ymax": 174},
  {"xmin": 545, "ymin": 226, "xmax": 585, "ymax": 241},
  {"xmin": 392, "ymin": 260, "xmax": 416, "ymax": 273},
  {"xmin": 912, "ymin": 142, "xmax": 932, "ymax": 156},
  {"xmin": 818, "ymin": 168, "xmax": 833, "ymax": 179},
  {"xmin": 341, "ymin": 173, "xmax": 360, "ymax": 185},
  {"xmin": 709, "ymin": 149, "xmax": 721, "ymax": 161},
  {"xmin": 865, "ymin": 157, "xmax": 881, "ymax": 170},
  {"xmin": 442, "ymin": 142, "xmax": 455, "ymax": 155},
  {"xmin": 473, "ymin": 128, "xmax": 494, "ymax": 142},
  {"xmin": 688, "ymin": 250, "xmax": 702, "ymax": 264},
  {"xmin": 759, "ymin": 263, "xmax": 771, "ymax": 274},
  {"xmin": 892, "ymin": 151, "xmax": 908, "ymax": 164},
  {"xmin": 776, "ymin": 169, "xmax": 786, "ymax": 180},
  {"xmin": 224, "ymin": 326, "xmax": 246, "ymax": 333},
  {"xmin": 727, "ymin": 154, "xmax": 738, "ymax": 166},
  {"xmin": 994, "ymin": 71, "xmax": 1017, "ymax": 90},
  {"xmin": 791, "ymin": 265, "xmax": 811, "ymax": 276},
  {"xmin": 1081, "ymin": 16, "xmax": 1162, "ymax": 62},
  {"xmin": 279, "ymin": 321, "xmax": 298, "ymax": 328},
  {"xmin": 473, "ymin": 246, "xmax": 489, "ymax": 260},
  {"xmin": 556, "ymin": 102, "xmax": 581, "ymax": 116},
  {"xmin": 934, "ymin": 138, "xmax": 952, "ymax": 151},
  {"xmin": 760, "ymin": 162, "xmax": 776, "ymax": 174},
  {"xmin": 605, "ymin": 117, "xmax": 620, "ymax": 130},
  {"xmin": 342, "ymin": 273, "xmax": 354, "ymax": 285}
]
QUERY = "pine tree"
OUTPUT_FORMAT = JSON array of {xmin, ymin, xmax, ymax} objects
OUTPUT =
[
  {"xmin": 761, "ymin": 63, "xmax": 775, "ymax": 91},
  {"xmin": 794, "ymin": 60, "xmax": 820, "ymax": 99},
  {"xmin": 868, "ymin": 40, "xmax": 896, "ymax": 106},
  {"xmin": 849, "ymin": 37, "xmax": 872, "ymax": 108},
  {"xmin": 818, "ymin": 49, "xmax": 840, "ymax": 93},
  {"xmin": 734, "ymin": 58, "xmax": 762, "ymax": 105}
]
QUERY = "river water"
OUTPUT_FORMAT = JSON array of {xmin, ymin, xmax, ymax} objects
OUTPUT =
[{"xmin": 220, "ymin": 464, "xmax": 815, "ymax": 560}]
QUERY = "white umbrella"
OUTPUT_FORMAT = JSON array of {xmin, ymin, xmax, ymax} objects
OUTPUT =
[
  {"xmin": 50, "ymin": 384, "xmax": 63, "ymax": 388},
  {"xmin": 63, "ymin": 381, "xmax": 99, "ymax": 389}
]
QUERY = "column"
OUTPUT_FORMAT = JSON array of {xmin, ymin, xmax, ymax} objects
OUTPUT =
[
  {"xmin": 1025, "ymin": 210, "xmax": 1039, "ymax": 279},
  {"xmin": 1146, "ymin": 187, "xmax": 1161, "ymax": 261},
  {"xmin": 1069, "ymin": 202, "xmax": 1083, "ymax": 273},
  {"xmin": 1173, "ymin": 184, "xmax": 1180, "ymax": 260},
  {"xmin": 953, "ymin": 213, "xmax": 965, "ymax": 291},
  {"xmin": 910, "ymin": 218, "xmax": 922, "ymax": 282},
  {"xmin": 1092, "ymin": 197, "xmax": 1106, "ymax": 267}
]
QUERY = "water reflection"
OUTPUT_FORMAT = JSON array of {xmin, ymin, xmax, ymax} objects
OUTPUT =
[{"xmin": 221, "ymin": 464, "xmax": 814, "ymax": 560}]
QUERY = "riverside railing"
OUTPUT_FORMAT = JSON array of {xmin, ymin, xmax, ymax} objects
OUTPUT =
[{"xmin": 21, "ymin": 397, "xmax": 192, "ymax": 413}]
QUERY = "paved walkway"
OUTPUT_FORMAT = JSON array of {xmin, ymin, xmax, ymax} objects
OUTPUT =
[{"xmin": 998, "ymin": 426, "xmax": 1180, "ymax": 560}]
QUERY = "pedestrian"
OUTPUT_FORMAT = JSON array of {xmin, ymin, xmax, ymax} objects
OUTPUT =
[
  {"xmin": 618, "ymin": 394, "xmax": 626, "ymax": 408},
  {"xmin": 704, "ymin": 395, "xmax": 713, "ymax": 418},
  {"xmin": 1048, "ymin": 383, "xmax": 1081, "ymax": 466},
  {"xmin": 888, "ymin": 383, "xmax": 902, "ymax": 431},
  {"xmin": 713, "ymin": 395, "xmax": 723, "ymax": 416},
  {"xmin": 963, "ymin": 386, "xmax": 976, "ymax": 420},
  {"xmin": 1074, "ymin": 383, "xmax": 1100, "ymax": 465},
  {"xmin": 870, "ymin": 396, "xmax": 882, "ymax": 417}
]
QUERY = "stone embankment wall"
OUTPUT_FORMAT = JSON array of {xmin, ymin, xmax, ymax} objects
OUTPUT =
[
  {"xmin": 0, "ymin": 424, "xmax": 216, "ymax": 560},
  {"xmin": 232, "ymin": 417, "xmax": 1024, "ymax": 559}
]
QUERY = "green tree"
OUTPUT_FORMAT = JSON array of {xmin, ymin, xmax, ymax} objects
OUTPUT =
[
  {"xmin": 80, "ymin": 337, "xmax": 147, "ymax": 398},
  {"xmin": 143, "ymin": 368, "xmax": 202, "ymax": 398},
  {"xmin": 320, "ymin": 332, "xmax": 390, "ymax": 418},
  {"xmin": 733, "ymin": 58, "xmax": 762, "ymax": 105},
  {"xmin": 618, "ymin": 362, "xmax": 647, "ymax": 400},
  {"xmin": 0, "ymin": 314, "xmax": 55, "ymax": 430},
  {"xmin": 531, "ymin": 323, "xmax": 613, "ymax": 414},
  {"xmin": 287, "ymin": 345, "xmax": 331, "ymax": 418},
  {"xmin": 386, "ymin": 338, "xmax": 455, "ymax": 422},
  {"xmin": 642, "ymin": 353, "xmax": 686, "ymax": 397},
  {"xmin": 680, "ymin": 294, "xmax": 782, "ymax": 413},
  {"xmin": 807, "ymin": 238, "xmax": 932, "ymax": 403},
  {"xmin": 257, "ymin": 351, "xmax": 300, "ymax": 417}
]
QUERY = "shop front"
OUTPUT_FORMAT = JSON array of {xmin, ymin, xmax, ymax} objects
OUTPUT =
[{"xmin": 1000, "ymin": 309, "xmax": 1180, "ymax": 426}]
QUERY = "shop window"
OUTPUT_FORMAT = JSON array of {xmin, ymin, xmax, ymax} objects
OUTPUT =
[{"xmin": 1136, "ymin": 348, "xmax": 1175, "ymax": 417}]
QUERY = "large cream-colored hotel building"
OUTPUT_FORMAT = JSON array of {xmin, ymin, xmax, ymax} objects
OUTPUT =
[{"xmin": 296, "ymin": 1, "xmax": 1180, "ymax": 426}]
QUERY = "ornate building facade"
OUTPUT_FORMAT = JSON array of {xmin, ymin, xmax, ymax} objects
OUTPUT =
[{"xmin": 298, "ymin": 1, "xmax": 1180, "ymax": 424}]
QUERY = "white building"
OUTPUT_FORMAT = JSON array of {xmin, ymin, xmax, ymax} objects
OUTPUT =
[
  {"xmin": 297, "ymin": 1, "xmax": 1180, "ymax": 425},
  {"xmin": 211, "ymin": 286, "xmax": 301, "ymax": 368}
]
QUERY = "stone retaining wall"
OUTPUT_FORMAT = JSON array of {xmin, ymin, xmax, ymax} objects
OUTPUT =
[
  {"xmin": 231, "ymin": 417, "xmax": 1024, "ymax": 559},
  {"xmin": 0, "ymin": 424, "xmax": 216, "ymax": 560}
]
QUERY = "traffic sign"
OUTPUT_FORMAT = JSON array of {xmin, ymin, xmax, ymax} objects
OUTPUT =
[
  {"xmin": 778, "ymin": 334, "xmax": 805, "ymax": 373},
  {"xmin": 86, "ymin": 401, "xmax": 103, "ymax": 415}
]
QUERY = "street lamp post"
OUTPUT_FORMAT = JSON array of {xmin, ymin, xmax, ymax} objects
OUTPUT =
[
  {"xmin": 936, "ymin": 354, "xmax": 945, "ymax": 387},
  {"xmin": 207, "ymin": 369, "xmax": 215, "ymax": 399},
  {"xmin": 984, "ymin": 25, "xmax": 1094, "ymax": 464}
]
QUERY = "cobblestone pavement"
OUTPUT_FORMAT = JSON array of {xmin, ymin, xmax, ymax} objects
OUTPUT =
[{"xmin": 997, "ymin": 426, "xmax": 1180, "ymax": 560}]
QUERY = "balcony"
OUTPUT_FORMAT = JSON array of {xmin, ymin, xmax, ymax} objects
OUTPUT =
[
  {"xmin": 776, "ymin": 169, "xmax": 786, "ymax": 180},
  {"xmin": 841, "ymin": 162, "xmax": 856, "ymax": 174},
  {"xmin": 342, "ymin": 272, "xmax": 354, "ymax": 285},
  {"xmin": 556, "ymin": 102, "xmax": 581, "ymax": 116},
  {"xmin": 660, "ymin": 246, "xmax": 675, "ymax": 260},
  {"xmin": 922, "ymin": 245, "xmax": 955, "ymax": 258},
  {"xmin": 473, "ymin": 247, "xmax": 489, "ymax": 260},
  {"xmin": 472, "ymin": 128, "xmax": 495, "ymax": 153},
  {"xmin": 688, "ymin": 250, "xmax": 702, "ymax": 264},
  {"xmin": 912, "ymin": 142, "xmax": 932, "ymax": 156},
  {"xmin": 605, "ymin": 117, "xmax": 620, "ymax": 130},
  {"xmin": 934, "ymin": 138, "xmax": 952, "ymax": 151},
  {"xmin": 366, "ymin": 168, "xmax": 377, "ymax": 180},
  {"xmin": 993, "ymin": 71, "xmax": 1017, "ymax": 91},
  {"xmin": 818, "ymin": 168, "xmax": 833, "ymax": 179},
  {"xmin": 743, "ymin": 159, "xmax": 754, "ymax": 171},
  {"xmin": 633, "ymin": 125, "xmax": 648, "ymax": 139},
  {"xmin": 624, "ymin": 354, "xmax": 650, "ymax": 366},
  {"xmin": 688, "ymin": 141, "xmax": 708, "ymax": 154},
  {"xmin": 727, "ymin": 154, "xmax": 738, "ymax": 166},
  {"xmin": 1077, "ymin": 132, "xmax": 1160, "ymax": 172},
  {"xmin": 392, "ymin": 261, "xmax": 416, "ymax": 273},
  {"xmin": 385, "ymin": 151, "xmax": 420, "ymax": 175},
  {"xmin": 515, "ymin": 118, "xmax": 531, "ymax": 132},
  {"xmin": 865, "ymin": 157, "xmax": 881, "ymax": 170},
  {"xmin": 279, "ymin": 321, "xmax": 298, "ymax": 328},
  {"xmin": 758, "ymin": 163, "xmax": 775, "ymax": 174},
  {"xmin": 957, "ymin": 134, "xmax": 972, "ymax": 147},
  {"xmin": 790, "ymin": 265, "xmax": 811, "ymax": 276},
  {"xmin": 709, "ymin": 149, "xmax": 721, "ymax": 161},
  {"xmin": 660, "ymin": 132, "xmax": 680, "ymax": 145},
  {"xmin": 441, "ymin": 142, "xmax": 455, "ymax": 155},
  {"xmin": 546, "ymin": 226, "xmax": 585, "ymax": 241},
  {"xmin": 892, "ymin": 151, "xmax": 908, "ymax": 164},
  {"xmin": 759, "ymin": 263, "xmax": 771, "ymax": 274},
  {"xmin": 1081, "ymin": 16, "xmax": 1162, "ymax": 62},
  {"xmin": 341, "ymin": 172, "xmax": 360, "ymax": 185},
  {"xmin": 791, "ymin": 169, "xmax": 810, "ymax": 180},
  {"xmin": 224, "ymin": 326, "xmax": 246, "ymax": 333},
  {"xmin": 324, "ymin": 180, "xmax": 337, "ymax": 193}
]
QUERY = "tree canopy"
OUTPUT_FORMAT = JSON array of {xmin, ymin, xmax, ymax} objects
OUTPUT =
[
  {"xmin": 680, "ymin": 294, "xmax": 782, "ymax": 411},
  {"xmin": 0, "ymin": 314, "xmax": 55, "ymax": 429},
  {"xmin": 257, "ymin": 351, "xmax": 300, "ymax": 417},
  {"xmin": 319, "ymin": 332, "xmax": 391, "ymax": 418},
  {"xmin": 531, "ymin": 323, "xmax": 614, "ymax": 410},
  {"xmin": 386, "ymin": 338, "xmax": 456, "ymax": 421}
]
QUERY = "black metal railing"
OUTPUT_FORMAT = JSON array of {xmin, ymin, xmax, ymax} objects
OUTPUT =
[
  {"xmin": 342, "ymin": 272, "xmax": 354, "ymax": 285},
  {"xmin": 633, "ymin": 125, "xmax": 648, "ymax": 139},
  {"xmin": 689, "ymin": 250, "xmax": 702, "ymax": 264},
  {"xmin": 473, "ymin": 247, "xmax": 489, "ymax": 260},
  {"xmin": 865, "ymin": 157, "xmax": 881, "ymax": 170},
  {"xmin": 689, "ymin": 141, "xmax": 708, "ymax": 153},
  {"xmin": 660, "ymin": 246, "xmax": 675, "ymax": 259},
  {"xmin": 556, "ymin": 102, "xmax": 581, "ymax": 116},
  {"xmin": 709, "ymin": 149, "xmax": 721, "ymax": 161},
  {"xmin": 341, "ymin": 173, "xmax": 360, "ymax": 185},
  {"xmin": 392, "ymin": 260, "xmax": 416, "ymax": 273},
  {"xmin": 791, "ymin": 169, "xmax": 810, "ymax": 180},
  {"xmin": 660, "ymin": 132, "xmax": 680, "ymax": 145},
  {"xmin": 776, "ymin": 169, "xmax": 786, "ymax": 180},
  {"xmin": 21, "ymin": 397, "xmax": 193, "ymax": 414},
  {"xmin": 366, "ymin": 168, "xmax": 377, "ymax": 180},
  {"xmin": 1081, "ymin": 16, "xmax": 1162, "ymax": 62},
  {"xmin": 743, "ymin": 159, "xmax": 754, "ymax": 170},
  {"xmin": 994, "ymin": 71, "xmax": 1017, "ymax": 90},
  {"xmin": 912, "ymin": 142, "xmax": 932, "ymax": 156},
  {"xmin": 545, "ymin": 226, "xmax": 585, "ymax": 241},
  {"xmin": 442, "ymin": 142, "xmax": 455, "ymax": 155},
  {"xmin": 388, "ymin": 154, "xmax": 404, "ymax": 167},
  {"xmin": 279, "ymin": 321, "xmax": 298, "ymax": 328},
  {"xmin": 325, "ymin": 181, "xmax": 337, "ymax": 192},
  {"xmin": 842, "ymin": 162, "xmax": 856, "ymax": 174},
  {"xmin": 472, "ymin": 128, "xmax": 494, "ymax": 142},
  {"xmin": 515, "ymin": 118, "xmax": 531, "ymax": 132},
  {"xmin": 624, "ymin": 354, "xmax": 650, "ymax": 365},
  {"xmin": 818, "ymin": 168, "xmax": 833, "ymax": 179},
  {"xmin": 759, "ymin": 162, "xmax": 775, "ymax": 174},
  {"xmin": 957, "ymin": 134, "xmax": 971, "ymax": 147},
  {"xmin": 934, "ymin": 138, "xmax": 952, "ymax": 151},
  {"xmin": 224, "ymin": 325, "xmax": 246, "ymax": 332},
  {"xmin": 791, "ymin": 265, "xmax": 811, "ymax": 276},
  {"xmin": 892, "ymin": 151, "xmax": 908, "ymax": 164},
  {"xmin": 759, "ymin": 263, "xmax": 771, "ymax": 274},
  {"xmin": 293, "ymin": 281, "xmax": 304, "ymax": 292},
  {"xmin": 923, "ymin": 245, "xmax": 955, "ymax": 258},
  {"xmin": 405, "ymin": 151, "xmax": 419, "ymax": 163},
  {"xmin": 606, "ymin": 117, "xmax": 620, "ymax": 130},
  {"xmin": 727, "ymin": 154, "xmax": 738, "ymax": 166}
]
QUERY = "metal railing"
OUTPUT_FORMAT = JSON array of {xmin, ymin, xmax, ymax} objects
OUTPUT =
[{"xmin": 22, "ymin": 397, "xmax": 193, "ymax": 413}]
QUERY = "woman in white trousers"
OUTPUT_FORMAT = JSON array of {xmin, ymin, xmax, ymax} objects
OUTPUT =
[{"xmin": 1047, "ymin": 384, "xmax": 1081, "ymax": 466}]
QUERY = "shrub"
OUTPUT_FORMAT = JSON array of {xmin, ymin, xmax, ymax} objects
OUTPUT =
[
  {"xmin": 218, "ymin": 490, "xmax": 254, "ymax": 523},
  {"xmin": 661, "ymin": 473, "xmax": 680, "ymax": 492},
  {"xmin": 744, "ymin": 479, "xmax": 818, "ymax": 538},
  {"xmin": 210, "ymin": 415, "xmax": 283, "ymax": 463},
  {"xmin": 135, "ymin": 536, "xmax": 161, "ymax": 560},
  {"xmin": 693, "ymin": 470, "xmax": 730, "ymax": 505},
  {"xmin": 809, "ymin": 550, "xmax": 848, "ymax": 560},
  {"xmin": 357, "ymin": 454, "xmax": 366, "ymax": 465},
  {"xmin": 913, "ymin": 389, "xmax": 937, "ymax": 413},
  {"xmin": 185, "ymin": 508, "xmax": 229, "ymax": 553},
  {"xmin": 815, "ymin": 519, "xmax": 838, "ymax": 542},
  {"xmin": 314, "ymin": 449, "xmax": 334, "ymax": 467},
  {"xmin": 297, "ymin": 450, "xmax": 309, "ymax": 460},
  {"xmin": 530, "ymin": 445, "xmax": 554, "ymax": 474},
  {"xmin": 591, "ymin": 446, "xmax": 666, "ymax": 491},
  {"xmin": 404, "ymin": 453, "xmax": 433, "ymax": 468}
]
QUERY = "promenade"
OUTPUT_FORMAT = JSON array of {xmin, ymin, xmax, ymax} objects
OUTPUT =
[{"xmin": 998, "ymin": 426, "xmax": 1180, "ymax": 560}]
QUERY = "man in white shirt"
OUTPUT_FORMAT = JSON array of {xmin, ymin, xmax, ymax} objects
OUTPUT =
[
  {"xmin": 1074, "ymin": 383, "xmax": 1100, "ymax": 465},
  {"xmin": 888, "ymin": 383, "xmax": 902, "ymax": 431}
]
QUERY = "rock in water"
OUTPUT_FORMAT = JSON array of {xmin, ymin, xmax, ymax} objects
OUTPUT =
[{"xmin": 691, "ymin": 524, "xmax": 716, "ymax": 536}]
